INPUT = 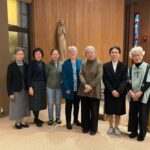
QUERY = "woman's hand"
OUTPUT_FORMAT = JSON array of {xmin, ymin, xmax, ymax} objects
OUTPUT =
[
  {"xmin": 84, "ymin": 84, "xmax": 92, "ymax": 93},
  {"xmin": 129, "ymin": 90, "xmax": 138, "ymax": 101},
  {"xmin": 135, "ymin": 91, "xmax": 143, "ymax": 98},
  {"xmin": 9, "ymin": 95, "xmax": 15, "ymax": 100},
  {"xmin": 84, "ymin": 88, "xmax": 90, "ymax": 93},
  {"xmin": 29, "ymin": 87, "xmax": 34, "ymax": 96},
  {"xmin": 112, "ymin": 90, "xmax": 119, "ymax": 98},
  {"xmin": 66, "ymin": 90, "xmax": 71, "ymax": 95}
]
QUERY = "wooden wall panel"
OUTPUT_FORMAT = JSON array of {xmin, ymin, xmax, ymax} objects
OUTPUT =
[
  {"xmin": 0, "ymin": 0, "xmax": 10, "ymax": 116},
  {"xmin": 126, "ymin": 0, "xmax": 150, "ymax": 66},
  {"xmin": 32, "ymin": 0, "xmax": 125, "ymax": 63},
  {"xmin": 18, "ymin": 0, "xmax": 32, "ymax": 3}
]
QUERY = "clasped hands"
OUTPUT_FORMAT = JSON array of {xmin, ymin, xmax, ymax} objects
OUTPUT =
[
  {"xmin": 112, "ymin": 90, "xmax": 120, "ymax": 98},
  {"xmin": 129, "ymin": 90, "xmax": 143, "ymax": 101},
  {"xmin": 84, "ymin": 84, "xmax": 92, "ymax": 93}
]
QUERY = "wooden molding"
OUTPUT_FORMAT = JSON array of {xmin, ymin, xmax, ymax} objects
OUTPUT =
[{"xmin": 18, "ymin": 0, "xmax": 32, "ymax": 3}]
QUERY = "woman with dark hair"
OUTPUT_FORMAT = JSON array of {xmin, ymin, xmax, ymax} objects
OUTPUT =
[
  {"xmin": 46, "ymin": 49, "xmax": 63, "ymax": 125},
  {"xmin": 7, "ymin": 47, "xmax": 30, "ymax": 129},
  {"xmin": 103, "ymin": 46, "xmax": 127, "ymax": 135},
  {"xmin": 28, "ymin": 48, "xmax": 47, "ymax": 127}
]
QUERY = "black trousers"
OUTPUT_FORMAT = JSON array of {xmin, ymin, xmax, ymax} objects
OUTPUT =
[
  {"xmin": 128, "ymin": 100, "xmax": 149, "ymax": 138},
  {"xmin": 81, "ymin": 97, "xmax": 100, "ymax": 132},
  {"xmin": 65, "ymin": 92, "xmax": 80, "ymax": 123}
]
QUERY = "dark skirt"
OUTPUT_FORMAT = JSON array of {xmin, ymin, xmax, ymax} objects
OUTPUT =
[
  {"xmin": 104, "ymin": 94, "xmax": 126, "ymax": 115},
  {"xmin": 29, "ymin": 81, "xmax": 47, "ymax": 111}
]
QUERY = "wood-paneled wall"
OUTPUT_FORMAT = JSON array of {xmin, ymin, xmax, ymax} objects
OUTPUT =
[
  {"xmin": 32, "ymin": 0, "xmax": 125, "ymax": 63},
  {"xmin": 0, "ymin": 0, "xmax": 10, "ymax": 116},
  {"xmin": 125, "ymin": 0, "xmax": 150, "ymax": 66},
  {"xmin": 18, "ymin": 0, "xmax": 32, "ymax": 3}
]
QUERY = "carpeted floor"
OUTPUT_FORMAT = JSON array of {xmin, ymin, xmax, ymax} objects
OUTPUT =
[{"xmin": 0, "ymin": 103, "xmax": 150, "ymax": 150}]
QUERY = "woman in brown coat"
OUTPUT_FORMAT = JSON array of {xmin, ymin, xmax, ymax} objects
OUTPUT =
[{"xmin": 78, "ymin": 46, "xmax": 103, "ymax": 135}]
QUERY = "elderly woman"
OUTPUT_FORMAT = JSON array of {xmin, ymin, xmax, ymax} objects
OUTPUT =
[
  {"xmin": 28, "ymin": 48, "xmax": 47, "ymax": 127},
  {"xmin": 78, "ymin": 46, "xmax": 103, "ymax": 135},
  {"xmin": 128, "ymin": 46, "xmax": 150, "ymax": 141},
  {"xmin": 46, "ymin": 49, "xmax": 63, "ymax": 125},
  {"xmin": 7, "ymin": 47, "xmax": 30, "ymax": 129},
  {"xmin": 103, "ymin": 46, "xmax": 127, "ymax": 135},
  {"xmin": 62, "ymin": 46, "xmax": 82, "ymax": 130}
]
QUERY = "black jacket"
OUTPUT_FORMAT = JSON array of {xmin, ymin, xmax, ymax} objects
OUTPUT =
[
  {"xmin": 7, "ymin": 61, "xmax": 28, "ymax": 96},
  {"xmin": 103, "ymin": 61, "xmax": 128, "ymax": 96},
  {"xmin": 28, "ymin": 60, "xmax": 46, "ymax": 87}
]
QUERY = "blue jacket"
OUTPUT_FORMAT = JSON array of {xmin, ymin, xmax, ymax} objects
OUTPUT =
[{"xmin": 62, "ymin": 59, "xmax": 82, "ymax": 99}]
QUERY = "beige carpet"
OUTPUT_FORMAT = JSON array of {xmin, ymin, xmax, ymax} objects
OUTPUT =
[{"xmin": 0, "ymin": 103, "xmax": 150, "ymax": 150}]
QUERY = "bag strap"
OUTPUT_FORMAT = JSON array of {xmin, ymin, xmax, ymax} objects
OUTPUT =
[
  {"xmin": 143, "ymin": 64, "xmax": 150, "ymax": 84},
  {"xmin": 129, "ymin": 66, "xmax": 132, "ymax": 80}
]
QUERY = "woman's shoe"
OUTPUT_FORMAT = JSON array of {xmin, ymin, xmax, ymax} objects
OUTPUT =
[
  {"xmin": 90, "ymin": 131, "xmax": 96, "ymax": 135},
  {"xmin": 114, "ymin": 128, "xmax": 121, "ymax": 135},
  {"xmin": 34, "ymin": 119, "xmax": 42, "ymax": 127},
  {"xmin": 107, "ymin": 127, "xmax": 114, "ymax": 134},
  {"xmin": 74, "ymin": 120, "xmax": 81, "ymax": 126},
  {"xmin": 82, "ymin": 129, "xmax": 89, "ymax": 133},
  {"xmin": 56, "ymin": 119, "xmax": 62, "ymax": 124},
  {"xmin": 137, "ymin": 135, "xmax": 144, "ymax": 141},
  {"xmin": 66, "ymin": 123, "xmax": 72, "ymax": 130},
  {"xmin": 129, "ymin": 132, "xmax": 138, "ymax": 138},
  {"xmin": 20, "ymin": 123, "xmax": 29, "ymax": 128},
  {"xmin": 48, "ymin": 120, "xmax": 53, "ymax": 125},
  {"xmin": 15, "ymin": 123, "xmax": 22, "ymax": 129}
]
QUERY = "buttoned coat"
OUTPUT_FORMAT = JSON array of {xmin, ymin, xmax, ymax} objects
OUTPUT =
[{"xmin": 103, "ymin": 61, "xmax": 127, "ymax": 115}]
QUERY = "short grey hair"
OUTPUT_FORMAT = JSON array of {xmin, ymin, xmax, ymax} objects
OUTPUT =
[
  {"xmin": 129, "ymin": 46, "xmax": 145, "ymax": 58},
  {"xmin": 85, "ymin": 45, "xmax": 96, "ymax": 57},
  {"xmin": 14, "ymin": 47, "xmax": 25, "ymax": 54},
  {"xmin": 68, "ymin": 46, "xmax": 78, "ymax": 52}
]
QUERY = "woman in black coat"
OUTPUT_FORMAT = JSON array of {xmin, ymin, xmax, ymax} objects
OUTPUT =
[
  {"xmin": 28, "ymin": 48, "xmax": 47, "ymax": 127},
  {"xmin": 103, "ymin": 46, "xmax": 127, "ymax": 135},
  {"xmin": 7, "ymin": 47, "xmax": 30, "ymax": 129}
]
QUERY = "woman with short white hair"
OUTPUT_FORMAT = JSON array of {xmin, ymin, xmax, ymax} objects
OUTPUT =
[
  {"xmin": 128, "ymin": 46, "xmax": 150, "ymax": 141},
  {"xmin": 62, "ymin": 46, "xmax": 82, "ymax": 130},
  {"xmin": 129, "ymin": 46, "xmax": 145, "ymax": 58},
  {"xmin": 78, "ymin": 45, "xmax": 103, "ymax": 135}
]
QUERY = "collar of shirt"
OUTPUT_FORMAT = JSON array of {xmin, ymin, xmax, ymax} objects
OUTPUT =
[
  {"xmin": 54, "ymin": 62, "xmax": 58, "ymax": 68},
  {"xmin": 112, "ymin": 61, "xmax": 118, "ymax": 72},
  {"xmin": 112, "ymin": 60, "xmax": 118, "ymax": 66}
]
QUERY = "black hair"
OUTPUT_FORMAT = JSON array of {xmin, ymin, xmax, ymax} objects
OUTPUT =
[
  {"xmin": 32, "ymin": 48, "xmax": 44, "ymax": 58},
  {"xmin": 109, "ymin": 46, "xmax": 121, "ymax": 54},
  {"xmin": 50, "ymin": 49, "xmax": 60, "ymax": 55}
]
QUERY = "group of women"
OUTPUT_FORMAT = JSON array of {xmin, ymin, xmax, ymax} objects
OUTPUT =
[{"xmin": 7, "ymin": 45, "xmax": 150, "ymax": 141}]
